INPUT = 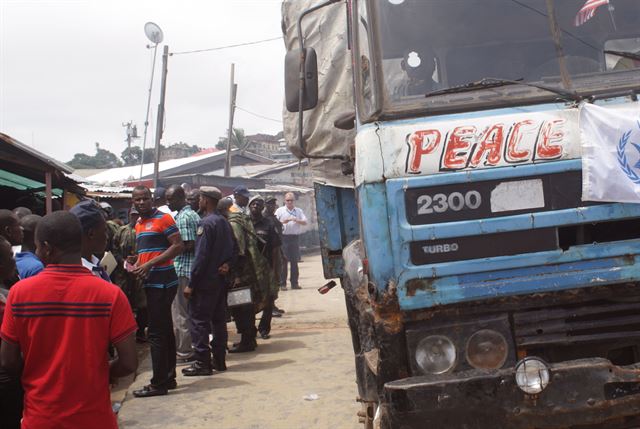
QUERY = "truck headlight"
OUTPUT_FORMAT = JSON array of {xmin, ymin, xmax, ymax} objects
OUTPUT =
[
  {"xmin": 416, "ymin": 335, "xmax": 456, "ymax": 374},
  {"xmin": 465, "ymin": 329, "xmax": 508, "ymax": 370},
  {"xmin": 514, "ymin": 357, "xmax": 550, "ymax": 395}
]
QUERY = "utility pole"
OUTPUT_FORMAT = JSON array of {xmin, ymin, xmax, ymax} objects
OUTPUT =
[
  {"xmin": 224, "ymin": 63, "xmax": 237, "ymax": 177},
  {"xmin": 122, "ymin": 121, "xmax": 139, "ymax": 153},
  {"xmin": 153, "ymin": 45, "xmax": 169, "ymax": 189}
]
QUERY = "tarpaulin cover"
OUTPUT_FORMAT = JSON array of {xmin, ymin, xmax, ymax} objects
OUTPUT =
[{"xmin": 281, "ymin": 0, "xmax": 355, "ymax": 189}]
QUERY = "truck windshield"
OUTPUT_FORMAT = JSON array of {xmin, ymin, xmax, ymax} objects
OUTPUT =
[{"xmin": 362, "ymin": 0, "xmax": 640, "ymax": 115}]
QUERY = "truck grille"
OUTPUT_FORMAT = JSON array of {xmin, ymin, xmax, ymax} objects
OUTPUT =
[{"xmin": 514, "ymin": 301, "xmax": 640, "ymax": 348}]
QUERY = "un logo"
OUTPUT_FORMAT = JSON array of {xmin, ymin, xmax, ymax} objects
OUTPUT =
[{"xmin": 617, "ymin": 120, "xmax": 640, "ymax": 185}]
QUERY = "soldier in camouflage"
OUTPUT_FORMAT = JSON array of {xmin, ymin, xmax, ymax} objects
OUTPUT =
[
  {"xmin": 112, "ymin": 206, "xmax": 147, "ymax": 341},
  {"xmin": 227, "ymin": 198, "xmax": 277, "ymax": 353}
]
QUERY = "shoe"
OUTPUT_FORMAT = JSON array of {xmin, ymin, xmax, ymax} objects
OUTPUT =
[
  {"xmin": 291, "ymin": 285, "xmax": 302, "ymax": 290},
  {"xmin": 133, "ymin": 384, "xmax": 168, "ymax": 398},
  {"xmin": 280, "ymin": 286, "xmax": 288, "ymax": 291},
  {"xmin": 272, "ymin": 309, "xmax": 283, "ymax": 318},
  {"xmin": 273, "ymin": 305, "xmax": 285, "ymax": 314},
  {"xmin": 259, "ymin": 331, "xmax": 270, "ymax": 340},
  {"xmin": 176, "ymin": 354, "xmax": 196, "ymax": 365},
  {"xmin": 182, "ymin": 361, "xmax": 213, "ymax": 377},
  {"xmin": 165, "ymin": 379, "xmax": 177, "ymax": 390},
  {"xmin": 229, "ymin": 341, "xmax": 257, "ymax": 353}
]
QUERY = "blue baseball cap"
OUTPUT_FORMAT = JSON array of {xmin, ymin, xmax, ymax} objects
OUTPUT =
[
  {"xmin": 69, "ymin": 200, "xmax": 105, "ymax": 233},
  {"xmin": 233, "ymin": 186, "xmax": 251, "ymax": 198}
]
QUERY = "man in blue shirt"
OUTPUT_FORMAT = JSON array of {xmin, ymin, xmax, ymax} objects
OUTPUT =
[
  {"xmin": 182, "ymin": 186, "xmax": 235, "ymax": 376},
  {"xmin": 15, "ymin": 215, "xmax": 43, "ymax": 279}
]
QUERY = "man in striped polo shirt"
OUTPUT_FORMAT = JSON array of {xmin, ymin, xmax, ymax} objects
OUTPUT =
[{"xmin": 130, "ymin": 185, "xmax": 185, "ymax": 398}]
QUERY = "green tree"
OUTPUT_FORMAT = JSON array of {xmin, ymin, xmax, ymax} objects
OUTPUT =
[
  {"xmin": 68, "ymin": 143, "xmax": 122, "ymax": 169},
  {"xmin": 216, "ymin": 128, "xmax": 247, "ymax": 150},
  {"xmin": 121, "ymin": 145, "xmax": 161, "ymax": 166}
]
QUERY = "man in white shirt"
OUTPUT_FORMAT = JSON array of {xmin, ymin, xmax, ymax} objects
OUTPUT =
[{"xmin": 275, "ymin": 193, "xmax": 307, "ymax": 290}]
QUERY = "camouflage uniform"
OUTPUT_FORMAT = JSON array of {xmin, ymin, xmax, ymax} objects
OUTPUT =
[
  {"xmin": 105, "ymin": 220, "xmax": 121, "ymax": 253},
  {"xmin": 111, "ymin": 224, "xmax": 146, "ymax": 310},
  {"xmin": 227, "ymin": 211, "xmax": 277, "ymax": 313}
]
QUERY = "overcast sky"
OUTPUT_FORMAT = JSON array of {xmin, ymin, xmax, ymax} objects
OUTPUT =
[{"xmin": 0, "ymin": 0, "xmax": 285, "ymax": 163}]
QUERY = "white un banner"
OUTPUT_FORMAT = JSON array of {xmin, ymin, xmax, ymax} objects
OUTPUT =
[{"xmin": 581, "ymin": 102, "xmax": 640, "ymax": 203}]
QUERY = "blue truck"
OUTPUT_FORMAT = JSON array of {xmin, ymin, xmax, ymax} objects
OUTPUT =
[{"xmin": 282, "ymin": 0, "xmax": 640, "ymax": 427}]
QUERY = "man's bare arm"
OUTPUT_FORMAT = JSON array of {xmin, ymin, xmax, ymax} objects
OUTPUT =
[
  {"xmin": 0, "ymin": 340, "xmax": 22, "ymax": 374},
  {"xmin": 110, "ymin": 333, "xmax": 138, "ymax": 378}
]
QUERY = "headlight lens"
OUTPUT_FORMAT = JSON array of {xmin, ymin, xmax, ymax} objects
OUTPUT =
[
  {"xmin": 514, "ymin": 357, "xmax": 550, "ymax": 395},
  {"xmin": 415, "ymin": 335, "xmax": 456, "ymax": 374},
  {"xmin": 465, "ymin": 329, "xmax": 508, "ymax": 370}
]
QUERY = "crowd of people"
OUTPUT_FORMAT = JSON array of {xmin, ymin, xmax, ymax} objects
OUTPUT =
[{"xmin": 0, "ymin": 185, "xmax": 308, "ymax": 428}]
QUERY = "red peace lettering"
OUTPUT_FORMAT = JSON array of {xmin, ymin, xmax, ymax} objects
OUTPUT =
[
  {"xmin": 442, "ymin": 126, "xmax": 476, "ymax": 170},
  {"xmin": 406, "ymin": 129, "xmax": 442, "ymax": 174},
  {"xmin": 505, "ymin": 120, "xmax": 535, "ymax": 163},
  {"xmin": 536, "ymin": 119, "xmax": 565, "ymax": 160},
  {"xmin": 469, "ymin": 123, "xmax": 504, "ymax": 167}
]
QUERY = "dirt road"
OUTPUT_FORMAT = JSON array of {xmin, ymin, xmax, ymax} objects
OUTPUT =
[{"xmin": 118, "ymin": 254, "xmax": 362, "ymax": 429}]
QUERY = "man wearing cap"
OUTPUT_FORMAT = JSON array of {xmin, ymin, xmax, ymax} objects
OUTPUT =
[
  {"xmin": 275, "ymin": 192, "xmax": 308, "ymax": 290},
  {"xmin": 182, "ymin": 186, "xmax": 235, "ymax": 375},
  {"xmin": 227, "ymin": 193, "xmax": 272, "ymax": 352},
  {"xmin": 166, "ymin": 184, "xmax": 200, "ymax": 363},
  {"xmin": 69, "ymin": 200, "xmax": 111, "ymax": 282},
  {"xmin": 248, "ymin": 195, "xmax": 281, "ymax": 339},
  {"xmin": 230, "ymin": 186, "xmax": 251, "ymax": 214},
  {"xmin": 129, "ymin": 186, "xmax": 185, "ymax": 397}
]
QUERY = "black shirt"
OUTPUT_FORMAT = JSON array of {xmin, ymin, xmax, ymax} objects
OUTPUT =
[{"xmin": 252, "ymin": 216, "xmax": 281, "ymax": 264}]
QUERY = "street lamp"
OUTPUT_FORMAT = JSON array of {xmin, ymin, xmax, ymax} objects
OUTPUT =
[{"xmin": 139, "ymin": 22, "xmax": 164, "ymax": 182}]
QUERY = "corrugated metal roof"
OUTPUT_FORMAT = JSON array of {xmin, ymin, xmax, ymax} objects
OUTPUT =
[
  {"xmin": 0, "ymin": 133, "xmax": 73, "ymax": 174},
  {"xmin": 85, "ymin": 151, "xmax": 224, "ymax": 184},
  {"xmin": 0, "ymin": 169, "xmax": 63, "ymax": 196},
  {"xmin": 0, "ymin": 169, "xmax": 44, "ymax": 190}
]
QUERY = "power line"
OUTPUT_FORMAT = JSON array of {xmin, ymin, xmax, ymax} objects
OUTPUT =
[
  {"xmin": 236, "ymin": 106, "xmax": 281, "ymax": 123},
  {"xmin": 170, "ymin": 36, "xmax": 282, "ymax": 56}
]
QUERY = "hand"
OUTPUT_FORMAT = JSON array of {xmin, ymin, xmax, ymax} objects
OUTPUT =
[
  {"xmin": 282, "ymin": 218, "xmax": 291, "ymax": 224},
  {"xmin": 218, "ymin": 263, "xmax": 230, "ymax": 275},
  {"xmin": 132, "ymin": 263, "xmax": 151, "ymax": 280},
  {"xmin": 183, "ymin": 286, "xmax": 193, "ymax": 300}
]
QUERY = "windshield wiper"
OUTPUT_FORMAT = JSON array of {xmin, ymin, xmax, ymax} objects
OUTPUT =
[
  {"xmin": 605, "ymin": 50, "xmax": 640, "ymax": 62},
  {"xmin": 424, "ymin": 77, "xmax": 582, "ymax": 103}
]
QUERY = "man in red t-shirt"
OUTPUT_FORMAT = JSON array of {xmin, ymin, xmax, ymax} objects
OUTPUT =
[{"xmin": 0, "ymin": 211, "xmax": 138, "ymax": 429}]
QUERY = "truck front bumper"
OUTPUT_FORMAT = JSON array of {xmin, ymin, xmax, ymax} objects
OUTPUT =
[{"xmin": 381, "ymin": 358, "xmax": 640, "ymax": 429}]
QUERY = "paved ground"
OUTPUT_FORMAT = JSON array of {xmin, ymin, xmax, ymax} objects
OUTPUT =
[{"xmin": 117, "ymin": 254, "xmax": 362, "ymax": 429}]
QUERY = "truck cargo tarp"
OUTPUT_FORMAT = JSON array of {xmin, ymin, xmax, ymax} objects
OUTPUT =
[{"xmin": 282, "ymin": 0, "xmax": 355, "ymax": 189}]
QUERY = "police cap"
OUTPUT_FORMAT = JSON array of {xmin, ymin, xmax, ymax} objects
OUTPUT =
[{"xmin": 200, "ymin": 186, "xmax": 222, "ymax": 201}]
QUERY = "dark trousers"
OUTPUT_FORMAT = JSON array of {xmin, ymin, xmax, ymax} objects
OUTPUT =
[
  {"xmin": 281, "ymin": 235, "xmax": 300, "ymax": 288},
  {"xmin": 258, "ymin": 296, "xmax": 274, "ymax": 335},
  {"xmin": 0, "ymin": 379, "xmax": 23, "ymax": 429},
  {"xmin": 145, "ymin": 286, "xmax": 177, "ymax": 387},
  {"xmin": 189, "ymin": 286, "xmax": 228, "ymax": 364},
  {"xmin": 281, "ymin": 258, "xmax": 299, "ymax": 288},
  {"xmin": 231, "ymin": 304, "xmax": 256, "ymax": 342}
]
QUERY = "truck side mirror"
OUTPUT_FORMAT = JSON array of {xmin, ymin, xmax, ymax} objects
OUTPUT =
[{"xmin": 285, "ymin": 48, "xmax": 318, "ymax": 112}]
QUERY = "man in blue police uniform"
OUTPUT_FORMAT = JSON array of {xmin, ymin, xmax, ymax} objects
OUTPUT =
[{"xmin": 182, "ymin": 186, "xmax": 236, "ymax": 376}]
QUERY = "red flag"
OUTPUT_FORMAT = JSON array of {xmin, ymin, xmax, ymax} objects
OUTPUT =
[{"xmin": 575, "ymin": 0, "xmax": 610, "ymax": 26}]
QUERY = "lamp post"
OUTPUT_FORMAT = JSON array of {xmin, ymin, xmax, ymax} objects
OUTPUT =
[{"xmin": 139, "ymin": 22, "xmax": 164, "ymax": 183}]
